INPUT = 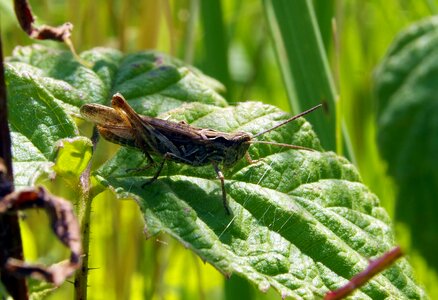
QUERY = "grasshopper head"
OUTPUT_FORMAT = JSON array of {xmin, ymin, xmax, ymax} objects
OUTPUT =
[{"xmin": 221, "ymin": 132, "xmax": 252, "ymax": 167}]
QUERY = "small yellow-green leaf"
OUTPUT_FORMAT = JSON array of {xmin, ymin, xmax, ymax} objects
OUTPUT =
[{"xmin": 52, "ymin": 137, "xmax": 93, "ymax": 179}]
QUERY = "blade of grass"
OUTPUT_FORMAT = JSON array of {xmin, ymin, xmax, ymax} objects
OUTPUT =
[
  {"xmin": 262, "ymin": 0, "xmax": 353, "ymax": 159},
  {"xmin": 138, "ymin": 1, "xmax": 161, "ymax": 50},
  {"xmin": 313, "ymin": 1, "xmax": 335, "ymax": 52},
  {"xmin": 200, "ymin": 0, "xmax": 231, "ymax": 98},
  {"xmin": 181, "ymin": 0, "xmax": 199, "ymax": 64}
]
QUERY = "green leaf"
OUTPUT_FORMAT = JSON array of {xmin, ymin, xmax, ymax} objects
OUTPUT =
[
  {"xmin": 6, "ymin": 45, "xmax": 225, "ymax": 187},
  {"xmin": 7, "ymin": 45, "xmax": 118, "ymax": 108},
  {"xmin": 96, "ymin": 101, "xmax": 425, "ymax": 299},
  {"xmin": 375, "ymin": 16, "xmax": 438, "ymax": 272},
  {"xmin": 111, "ymin": 52, "xmax": 227, "ymax": 116},
  {"xmin": 6, "ymin": 45, "xmax": 426, "ymax": 298},
  {"xmin": 5, "ymin": 63, "xmax": 78, "ymax": 188}
]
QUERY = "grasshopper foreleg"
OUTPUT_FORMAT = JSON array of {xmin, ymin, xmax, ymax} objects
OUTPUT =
[
  {"xmin": 142, "ymin": 153, "xmax": 168, "ymax": 187},
  {"xmin": 142, "ymin": 152, "xmax": 192, "ymax": 187},
  {"xmin": 140, "ymin": 152, "xmax": 232, "ymax": 215},
  {"xmin": 245, "ymin": 151, "xmax": 261, "ymax": 164},
  {"xmin": 211, "ymin": 162, "xmax": 230, "ymax": 215},
  {"xmin": 128, "ymin": 151, "xmax": 156, "ymax": 174}
]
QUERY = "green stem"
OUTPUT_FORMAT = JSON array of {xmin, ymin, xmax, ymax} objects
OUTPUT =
[{"xmin": 74, "ymin": 129, "xmax": 98, "ymax": 300}]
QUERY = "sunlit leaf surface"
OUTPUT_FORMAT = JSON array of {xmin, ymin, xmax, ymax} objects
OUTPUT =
[{"xmin": 6, "ymin": 45, "xmax": 426, "ymax": 299}]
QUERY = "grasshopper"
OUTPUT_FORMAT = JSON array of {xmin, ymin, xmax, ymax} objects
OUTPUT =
[{"xmin": 80, "ymin": 93, "xmax": 322, "ymax": 214}]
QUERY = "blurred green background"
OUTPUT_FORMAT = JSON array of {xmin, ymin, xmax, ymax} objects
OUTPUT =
[{"xmin": 2, "ymin": 0, "xmax": 437, "ymax": 299}]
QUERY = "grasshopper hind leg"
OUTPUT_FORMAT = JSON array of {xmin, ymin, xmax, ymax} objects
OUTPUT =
[{"xmin": 211, "ymin": 162, "xmax": 230, "ymax": 215}]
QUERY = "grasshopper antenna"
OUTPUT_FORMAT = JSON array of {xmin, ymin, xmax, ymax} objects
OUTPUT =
[
  {"xmin": 252, "ymin": 104, "xmax": 323, "ymax": 139},
  {"xmin": 247, "ymin": 140, "xmax": 315, "ymax": 151}
]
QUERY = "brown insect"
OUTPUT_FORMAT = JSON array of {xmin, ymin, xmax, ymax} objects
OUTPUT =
[{"xmin": 80, "ymin": 93, "xmax": 322, "ymax": 214}]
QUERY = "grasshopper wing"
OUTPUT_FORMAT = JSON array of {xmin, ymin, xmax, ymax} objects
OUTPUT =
[{"xmin": 111, "ymin": 93, "xmax": 182, "ymax": 156}]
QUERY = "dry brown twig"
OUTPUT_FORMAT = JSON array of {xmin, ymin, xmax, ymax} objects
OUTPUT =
[
  {"xmin": 14, "ymin": 0, "xmax": 73, "ymax": 41},
  {"xmin": 13, "ymin": 0, "xmax": 86, "ymax": 64},
  {"xmin": 0, "ymin": 29, "xmax": 28, "ymax": 298},
  {"xmin": 0, "ymin": 183, "xmax": 82, "ymax": 286}
]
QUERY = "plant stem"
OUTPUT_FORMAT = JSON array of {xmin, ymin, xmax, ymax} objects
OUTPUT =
[
  {"xmin": 74, "ymin": 128, "xmax": 99, "ymax": 300},
  {"xmin": 325, "ymin": 246, "xmax": 403, "ymax": 300},
  {"xmin": 0, "ymin": 30, "xmax": 28, "ymax": 300}
]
